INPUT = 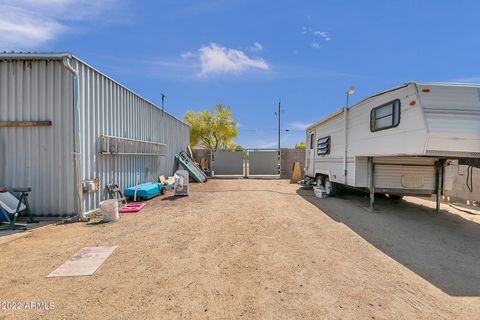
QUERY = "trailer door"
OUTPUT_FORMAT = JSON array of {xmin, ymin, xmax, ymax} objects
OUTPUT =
[{"xmin": 306, "ymin": 130, "xmax": 315, "ymax": 177}]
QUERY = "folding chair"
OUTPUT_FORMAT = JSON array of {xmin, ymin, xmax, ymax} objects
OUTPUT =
[{"xmin": 0, "ymin": 187, "xmax": 36, "ymax": 230}]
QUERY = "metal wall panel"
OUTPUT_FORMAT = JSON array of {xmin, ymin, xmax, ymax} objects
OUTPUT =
[
  {"xmin": 355, "ymin": 157, "xmax": 438, "ymax": 189},
  {"xmin": 373, "ymin": 157, "xmax": 436, "ymax": 166},
  {"xmin": 248, "ymin": 151, "xmax": 279, "ymax": 175},
  {"xmin": 213, "ymin": 151, "xmax": 244, "ymax": 175},
  {"xmin": 0, "ymin": 60, "xmax": 76, "ymax": 216},
  {"xmin": 418, "ymin": 84, "xmax": 480, "ymax": 156},
  {"xmin": 445, "ymin": 162, "xmax": 480, "ymax": 201},
  {"xmin": 418, "ymin": 84, "xmax": 480, "ymax": 133},
  {"xmin": 373, "ymin": 157, "xmax": 436, "ymax": 191},
  {"xmin": 75, "ymin": 59, "xmax": 189, "ymax": 214},
  {"xmin": 374, "ymin": 165, "xmax": 436, "ymax": 191}
]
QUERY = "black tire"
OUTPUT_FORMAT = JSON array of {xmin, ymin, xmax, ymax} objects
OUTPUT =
[
  {"xmin": 323, "ymin": 177, "xmax": 339, "ymax": 197},
  {"xmin": 315, "ymin": 175, "xmax": 323, "ymax": 187}
]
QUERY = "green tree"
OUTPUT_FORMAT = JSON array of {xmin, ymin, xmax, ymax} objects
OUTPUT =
[
  {"xmin": 295, "ymin": 142, "xmax": 306, "ymax": 149},
  {"xmin": 232, "ymin": 144, "xmax": 248, "ymax": 158},
  {"xmin": 233, "ymin": 145, "xmax": 244, "ymax": 152},
  {"xmin": 184, "ymin": 103, "xmax": 238, "ymax": 150}
]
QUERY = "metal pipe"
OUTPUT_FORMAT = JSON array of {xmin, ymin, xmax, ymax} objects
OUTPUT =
[
  {"xmin": 368, "ymin": 156, "xmax": 375, "ymax": 211},
  {"xmin": 343, "ymin": 106, "xmax": 348, "ymax": 184},
  {"xmin": 134, "ymin": 173, "xmax": 140, "ymax": 202},
  {"xmin": 435, "ymin": 159, "xmax": 444, "ymax": 212},
  {"xmin": 62, "ymin": 57, "xmax": 87, "ymax": 221},
  {"xmin": 99, "ymin": 153, "xmax": 167, "ymax": 156},
  {"xmin": 100, "ymin": 134, "xmax": 166, "ymax": 146},
  {"xmin": 62, "ymin": 55, "xmax": 76, "ymax": 73},
  {"xmin": 343, "ymin": 88, "xmax": 354, "ymax": 185}
]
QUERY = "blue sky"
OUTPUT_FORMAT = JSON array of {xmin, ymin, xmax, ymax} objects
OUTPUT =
[{"xmin": 1, "ymin": 0, "xmax": 479, "ymax": 148}]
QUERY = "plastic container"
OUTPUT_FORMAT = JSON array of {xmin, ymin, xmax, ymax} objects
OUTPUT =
[
  {"xmin": 100, "ymin": 199, "xmax": 119, "ymax": 222},
  {"xmin": 313, "ymin": 186, "xmax": 327, "ymax": 199},
  {"xmin": 124, "ymin": 183, "xmax": 163, "ymax": 200},
  {"xmin": 119, "ymin": 202, "xmax": 146, "ymax": 213},
  {"xmin": 0, "ymin": 207, "xmax": 10, "ymax": 222},
  {"xmin": 0, "ymin": 191, "xmax": 25, "ymax": 214},
  {"xmin": 174, "ymin": 170, "xmax": 189, "ymax": 196}
]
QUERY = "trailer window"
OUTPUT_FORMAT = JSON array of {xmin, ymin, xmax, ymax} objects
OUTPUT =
[
  {"xmin": 317, "ymin": 136, "xmax": 330, "ymax": 156},
  {"xmin": 310, "ymin": 133, "xmax": 314, "ymax": 149},
  {"xmin": 370, "ymin": 99, "xmax": 401, "ymax": 132}
]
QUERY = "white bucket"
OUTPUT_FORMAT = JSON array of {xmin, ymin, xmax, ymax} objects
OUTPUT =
[
  {"xmin": 314, "ymin": 186, "xmax": 327, "ymax": 199},
  {"xmin": 100, "ymin": 199, "xmax": 119, "ymax": 222}
]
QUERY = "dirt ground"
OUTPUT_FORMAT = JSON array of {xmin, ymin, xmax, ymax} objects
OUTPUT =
[{"xmin": 0, "ymin": 179, "xmax": 479, "ymax": 320}]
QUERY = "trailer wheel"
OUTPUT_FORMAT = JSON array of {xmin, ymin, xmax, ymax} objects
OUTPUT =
[
  {"xmin": 315, "ymin": 175, "xmax": 323, "ymax": 187},
  {"xmin": 324, "ymin": 177, "xmax": 339, "ymax": 197}
]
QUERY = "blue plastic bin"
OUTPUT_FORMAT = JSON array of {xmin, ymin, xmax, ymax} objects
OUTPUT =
[{"xmin": 124, "ymin": 183, "xmax": 163, "ymax": 200}]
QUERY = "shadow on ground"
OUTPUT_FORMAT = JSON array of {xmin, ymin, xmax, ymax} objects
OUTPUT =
[
  {"xmin": 297, "ymin": 187, "xmax": 480, "ymax": 297},
  {"xmin": 0, "ymin": 220, "xmax": 54, "ymax": 237}
]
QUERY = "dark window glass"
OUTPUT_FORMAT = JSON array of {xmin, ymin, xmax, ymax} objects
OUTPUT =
[
  {"xmin": 310, "ymin": 133, "xmax": 314, "ymax": 149},
  {"xmin": 370, "ymin": 99, "xmax": 401, "ymax": 132}
]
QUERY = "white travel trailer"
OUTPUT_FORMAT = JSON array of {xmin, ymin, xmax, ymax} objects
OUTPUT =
[{"xmin": 305, "ymin": 82, "xmax": 480, "ymax": 210}]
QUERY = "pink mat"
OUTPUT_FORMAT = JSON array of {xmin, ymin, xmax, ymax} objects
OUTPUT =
[{"xmin": 119, "ymin": 202, "xmax": 146, "ymax": 213}]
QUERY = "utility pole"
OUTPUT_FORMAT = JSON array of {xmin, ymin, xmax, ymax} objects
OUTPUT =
[
  {"xmin": 275, "ymin": 99, "xmax": 283, "ymax": 151},
  {"xmin": 277, "ymin": 100, "xmax": 281, "ymax": 150},
  {"xmin": 275, "ymin": 99, "xmax": 283, "ymax": 175}
]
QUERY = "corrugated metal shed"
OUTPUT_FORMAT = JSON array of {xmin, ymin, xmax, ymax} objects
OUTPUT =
[
  {"xmin": 0, "ymin": 53, "xmax": 189, "ymax": 218},
  {"xmin": 0, "ymin": 59, "xmax": 76, "ymax": 216}
]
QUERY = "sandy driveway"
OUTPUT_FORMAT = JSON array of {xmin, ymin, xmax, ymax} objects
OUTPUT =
[{"xmin": 0, "ymin": 179, "xmax": 479, "ymax": 319}]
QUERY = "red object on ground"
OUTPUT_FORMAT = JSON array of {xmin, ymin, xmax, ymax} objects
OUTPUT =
[
  {"xmin": 119, "ymin": 202, "xmax": 146, "ymax": 213},
  {"xmin": 0, "ymin": 187, "xmax": 6, "ymax": 193}
]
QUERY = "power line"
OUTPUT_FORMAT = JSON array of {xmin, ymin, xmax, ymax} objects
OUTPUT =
[{"xmin": 240, "ymin": 128, "xmax": 305, "ymax": 132}]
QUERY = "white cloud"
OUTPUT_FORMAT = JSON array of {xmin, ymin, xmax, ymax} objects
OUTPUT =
[
  {"xmin": 0, "ymin": 5, "xmax": 62, "ymax": 48},
  {"xmin": 144, "ymin": 43, "xmax": 270, "ymax": 79},
  {"xmin": 313, "ymin": 31, "xmax": 331, "ymax": 41},
  {"xmin": 180, "ymin": 51, "xmax": 196, "ymax": 59},
  {"xmin": 4, "ymin": 0, "xmax": 119, "ymax": 20},
  {"xmin": 0, "ymin": 0, "xmax": 119, "ymax": 49},
  {"xmin": 198, "ymin": 43, "xmax": 269, "ymax": 77},
  {"xmin": 288, "ymin": 121, "xmax": 313, "ymax": 131},
  {"xmin": 302, "ymin": 27, "xmax": 332, "ymax": 45},
  {"xmin": 249, "ymin": 42, "xmax": 264, "ymax": 52}
]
